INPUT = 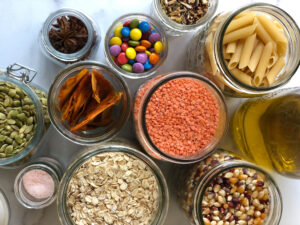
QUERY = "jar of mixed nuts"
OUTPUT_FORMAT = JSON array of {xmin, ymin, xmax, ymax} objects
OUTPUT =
[
  {"xmin": 57, "ymin": 140, "xmax": 169, "ymax": 225},
  {"xmin": 178, "ymin": 150, "xmax": 282, "ymax": 225},
  {"xmin": 0, "ymin": 64, "xmax": 50, "ymax": 168},
  {"xmin": 186, "ymin": 3, "xmax": 300, "ymax": 97}
]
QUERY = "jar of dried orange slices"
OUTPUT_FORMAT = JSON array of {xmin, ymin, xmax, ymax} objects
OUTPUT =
[{"xmin": 186, "ymin": 3, "xmax": 300, "ymax": 97}]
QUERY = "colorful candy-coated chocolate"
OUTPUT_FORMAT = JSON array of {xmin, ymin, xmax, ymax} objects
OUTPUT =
[
  {"xmin": 121, "ymin": 64, "xmax": 133, "ymax": 72},
  {"xmin": 121, "ymin": 27, "xmax": 130, "ymax": 38},
  {"xmin": 117, "ymin": 52, "xmax": 128, "ymax": 65},
  {"xmin": 154, "ymin": 41, "xmax": 163, "ymax": 54},
  {"xmin": 144, "ymin": 59, "xmax": 153, "ymax": 70},
  {"xmin": 133, "ymin": 63, "xmax": 144, "ymax": 73},
  {"xmin": 136, "ymin": 53, "xmax": 148, "ymax": 64},
  {"xmin": 121, "ymin": 42, "xmax": 129, "ymax": 52},
  {"xmin": 151, "ymin": 30, "xmax": 156, "ymax": 33},
  {"xmin": 141, "ymin": 30, "xmax": 152, "ymax": 40},
  {"xmin": 110, "ymin": 37, "xmax": 122, "ymax": 46},
  {"xmin": 130, "ymin": 28, "xmax": 142, "ymax": 41},
  {"xmin": 140, "ymin": 40, "xmax": 151, "ymax": 49},
  {"xmin": 128, "ymin": 40, "xmax": 140, "ymax": 47},
  {"xmin": 149, "ymin": 33, "xmax": 161, "ymax": 44},
  {"xmin": 130, "ymin": 19, "xmax": 139, "ymax": 29},
  {"xmin": 114, "ymin": 26, "xmax": 123, "ymax": 38},
  {"xmin": 145, "ymin": 50, "xmax": 151, "ymax": 56},
  {"xmin": 138, "ymin": 21, "xmax": 150, "ymax": 33},
  {"xmin": 110, "ymin": 45, "xmax": 121, "ymax": 57},
  {"xmin": 149, "ymin": 53, "xmax": 159, "ymax": 64},
  {"xmin": 123, "ymin": 21, "xmax": 131, "ymax": 27},
  {"xmin": 114, "ymin": 57, "xmax": 121, "ymax": 67},
  {"xmin": 135, "ymin": 45, "xmax": 146, "ymax": 52},
  {"xmin": 126, "ymin": 47, "xmax": 136, "ymax": 60},
  {"xmin": 128, "ymin": 59, "xmax": 135, "ymax": 65}
]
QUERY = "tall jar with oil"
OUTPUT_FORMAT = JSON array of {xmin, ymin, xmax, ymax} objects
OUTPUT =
[{"xmin": 232, "ymin": 87, "xmax": 300, "ymax": 178}]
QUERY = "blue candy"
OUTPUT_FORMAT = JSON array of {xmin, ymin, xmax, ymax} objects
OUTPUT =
[
  {"xmin": 151, "ymin": 30, "xmax": 156, "ymax": 33},
  {"xmin": 121, "ymin": 27, "xmax": 130, "ymax": 37},
  {"xmin": 138, "ymin": 21, "xmax": 151, "ymax": 33},
  {"xmin": 128, "ymin": 59, "xmax": 135, "ymax": 65},
  {"xmin": 144, "ymin": 59, "xmax": 153, "ymax": 70}
]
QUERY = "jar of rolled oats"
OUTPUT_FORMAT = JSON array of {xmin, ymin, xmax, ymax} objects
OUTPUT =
[
  {"xmin": 178, "ymin": 150, "xmax": 282, "ymax": 225},
  {"xmin": 57, "ymin": 140, "xmax": 169, "ymax": 225}
]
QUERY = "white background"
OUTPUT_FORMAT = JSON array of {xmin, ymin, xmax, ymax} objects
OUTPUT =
[{"xmin": 0, "ymin": 0, "xmax": 300, "ymax": 225}]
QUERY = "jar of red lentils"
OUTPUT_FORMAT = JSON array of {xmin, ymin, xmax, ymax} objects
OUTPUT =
[
  {"xmin": 134, "ymin": 71, "xmax": 227, "ymax": 164},
  {"xmin": 178, "ymin": 150, "xmax": 282, "ymax": 225}
]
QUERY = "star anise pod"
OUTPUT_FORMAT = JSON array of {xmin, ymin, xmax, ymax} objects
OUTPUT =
[{"xmin": 49, "ymin": 15, "xmax": 88, "ymax": 54}]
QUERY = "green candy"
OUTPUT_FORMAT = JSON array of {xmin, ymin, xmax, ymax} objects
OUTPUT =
[
  {"xmin": 130, "ymin": 19, "xmax": 139, "ymax": 29},
  {"xmin": 121, "ymin": 64, "xmax": 133, "ymax": 72},
  {"xmin": 128, "ymin": 40, "xmax": 140, "ymax": 47}
]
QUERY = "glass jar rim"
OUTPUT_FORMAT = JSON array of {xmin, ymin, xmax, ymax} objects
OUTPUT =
[
  {"xmin": 41, "ymin": 8, "xmax": 96, "ymax": 63},
  {"xmin": 0, "ymin": 75, "xmax": 45, "ymax": 166},
  {"xmin": 104, "ymin": 13, "xmax": 168, "ymax": 79},
  {"xmin": 137, "ymin": 71, "xmax": 228, "ymax": 163},
  {"xmin": 0, "ymin": 188, "xmax": 10, "ymax": 225},
  {"xmin": 57, "ymin": 141, "xmax": 169, "ymax": 225}
]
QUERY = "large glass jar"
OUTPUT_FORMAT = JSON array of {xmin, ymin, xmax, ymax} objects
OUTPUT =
[
  {"xmin": 57, "ymin": 140, "xmax": 169, "ymax": 225},
  {"xmin": 186, "ymin": 3, "xmax": 300, "ymax": 97},
  {"xmin": 178, "ymin": 150, "xmax": 282, "ymax": 225}
]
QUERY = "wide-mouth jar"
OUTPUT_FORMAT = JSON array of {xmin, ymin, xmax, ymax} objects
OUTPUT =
[
  {"xmin": 104, "ymin": 13, "xmax": 168, "ymax": 79},
  {"xmin": 151, "ymin": 0, "xmax": 218, "ymax": 36},
  {"xmin": 57, "ymin": 141, "xmax": 169, "ymax": 225},
  {"xmin": 48, "ymin": 61, "xmax": 131, "ymax": 145},
  {"xmin": 186, "ymin": 3, "xmax": 300, "ymax": 97},
  {"xmin": 178, "ymin": 150, "xmax": 282, "ymax": 225},
  {"xmin": 40, "ymin": 8, "xmax": 100, "ymax": 66},
  {"xmin": 134, "ymin": 71, "xmax": 227, "ymax": 164}
]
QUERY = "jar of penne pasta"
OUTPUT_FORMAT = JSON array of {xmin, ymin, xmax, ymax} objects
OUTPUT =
[{"xmin": 186, "ymin": 3, "xmax": 300, "ymax": 97}]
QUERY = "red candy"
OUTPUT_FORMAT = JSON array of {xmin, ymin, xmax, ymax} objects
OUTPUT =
[
  {"xmin": 121, "ymin": 42, "xmax": 129, "ymax": 52},
  {"xmin": 114, "ymin": 57, "xmax": 121, "ymax": 66},
  {"xmin": 123, "ymin": 21, "xmax": 131, "ymax": 27},
  {"xmin": 141, "ymin": 30, "xmax": 152, "ymax": 40},
  {"xmin": 117, "ymin": 52, "xmax": 129, "ymax": 65}
]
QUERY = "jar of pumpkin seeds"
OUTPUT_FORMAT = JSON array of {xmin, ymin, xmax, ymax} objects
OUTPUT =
[{"xmin": 0, "ymin": 63, "xmax": 50, "ymax": 168}]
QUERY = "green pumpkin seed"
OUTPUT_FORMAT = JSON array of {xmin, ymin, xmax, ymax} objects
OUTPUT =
[
  {"xmin": 7, "ymin": 119, "xmax": 16, "ymax": 125},
  {"xmin": 0, "ymin": 153, "xmax": 6, "ymax": 158},
  {"xmin": 0, "ymin": 112, "xmax": 6, "ymax": 120}
]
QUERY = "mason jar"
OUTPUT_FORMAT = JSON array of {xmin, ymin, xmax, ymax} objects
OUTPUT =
[
  {"xmin": 57, "ymin": 140, "xmax": 169, "ymax": 225},
  {"xmin": 39, "ymin": 8, "xmax": 100, "ymax": 66},
  {"xmin": 186, "ymin": 3, "xmax": 300, "ymax": 97},
  {"xmin": 151, "ymin": 0, "xmax": 218, "ymax": 36},
  {"xmin": 178, "ymin": 150, "xmax": 282, "ymax": 225},
  {"xmin": 0, "ymin": 63, "xmax": 49, "ymax": 168},
  {"xmin": 134, "ymin": 71, "xmax": 227, "ymax": 164}
]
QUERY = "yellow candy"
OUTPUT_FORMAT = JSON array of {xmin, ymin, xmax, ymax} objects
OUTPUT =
[
  {"xmin": 110, "ymin": 37, "xmax": 122, "ymax": 46},
  {"xmin": 145, "ymin": 50, "xmax": 151, "ymax": 57},
  {"xmin": 126, "ymin": 47, "xmax": 136, "ymax": 60},
  {"xmin": 154, "ymin": 41, "xmax": 163, "ymax": 54},
  {"xmin": 130, "ymin": 28, "xmax": 142, "ymax": 41},
  {"xmin": 114, "ymin": 26, "xmax": 123, "ymax": 38}
]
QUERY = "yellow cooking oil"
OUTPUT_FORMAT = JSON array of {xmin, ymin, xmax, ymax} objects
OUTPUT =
[{"xmin": 232, "ymin": 91, "xmax": 300, "ymax": 178}]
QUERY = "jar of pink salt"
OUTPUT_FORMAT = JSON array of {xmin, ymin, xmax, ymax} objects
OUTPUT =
[
  {"xmin": 14, "ymin": 157, "xmax": 62, "ymax": 209},
  {"xmin": 134, "ymin": 71, "xmax": 228, "ymax": 164}
]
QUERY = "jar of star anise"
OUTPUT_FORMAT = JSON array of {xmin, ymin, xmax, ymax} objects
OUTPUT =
[{"xmin": 39, "ymin": 8, "xmax": 100, "ymax": 65}]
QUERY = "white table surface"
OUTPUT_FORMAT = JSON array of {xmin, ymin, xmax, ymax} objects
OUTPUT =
[{"xmin": 0, "ymin": 0, "xmax": 299, "ymax": 225}]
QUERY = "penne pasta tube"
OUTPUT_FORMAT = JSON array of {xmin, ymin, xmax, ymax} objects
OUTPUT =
[
  {"xmin": 239, "ymin": 33, "xmax": 257, "ymax": 69},
  {"xmin": 248, "ymin": 41, "xmax": 264, "ymax": 72},
  {"xmin": 278, "ymin": 41, "xmax": 288, "ymax": 56},
  {"xmin": 267, "ymin": 50, "xmax": 278, "ymax": 69},
  {"xmin": 274, "ymin": 20, "xmax": 284, "ymax": 31},
  {"xmin": 254, "ymin": 42, "xmax": 273, "ymax": 86},
  {"xmin": 206, "ymin": 33, "xmax": 218, "ymax": 75},
  {"xmin": 225, "ymin": 12, "xmax": 256, "ymax": 34},
  {"xmin": 265, "ymin": 56, "xmax": 285, "ymax": 85},
  {"xmin": 223, "ymin": 24, "xmax": 257, "ymax": 44},
  {"xmin": 223, "ymin": 45, "xmax": 232, "ymax": 59},
  {"xmin": 226, "ymin": 41, "xmax": 237, "ymax": 54},
  {"xmin": 254, "ymin": 17, "xmax": 275, "ymax": 46},
  {"xmin": 228, "ymin": 39, "xmax": 244, "ymax": 70},
  {"xmin": 230, "ymin": 68, "xmax": 252, "ymax": 85}
]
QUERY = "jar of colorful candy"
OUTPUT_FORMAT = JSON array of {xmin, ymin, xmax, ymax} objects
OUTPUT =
[{"xmin": 105, "ymin": 14, "xmax": 168, "ymax": 79}]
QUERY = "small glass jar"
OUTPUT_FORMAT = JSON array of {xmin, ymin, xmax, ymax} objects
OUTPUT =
[
  {"xmin": 151, "ymin": 0, "xmax": 218, "ymax": 36},
  {"xmin": 178, "ymin": 150, "xmax": 282, "ymax": 225},
  {"xmin": 48, "ymin": 61, "xmax": 131, "ymax": 145},
  {"xmin": 186, "ymin": 3, "xmax": 300, "ymax": 97},
  {"xmin": 40, "ymin": 8, "xmax": 100, "ymax": 66},
  {"xmin": 104, "ymin": 13, "xmax": 168, "ymax": 79},
  {"xmin": 14, "ymin": 157, "xmax": 63, "ymax": 209},
  {"xmin": 0, "ymin": 64, "xmax": 48, "ymax": 168},
  {"xmin": 134, "ymin": 71, "xmax": 227, "ymax": 164},
  {"xmin": 57, "ymin": 140, "xmax": 169, "ymax": 225},
  {"xmin": 0, "ymin": 188, "xmax": 10, "ymax": 225}
]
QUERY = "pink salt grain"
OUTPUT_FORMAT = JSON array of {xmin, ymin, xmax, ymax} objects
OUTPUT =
[
  {"xmin": 22, "ymin": 169, "xmax": 55, "ymax": 199},
  {"xmin": 145, "ymin": 78, "xmax": 219, "ymax": 158}
]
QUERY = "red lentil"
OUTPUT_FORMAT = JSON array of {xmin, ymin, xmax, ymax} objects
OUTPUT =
[{"xmin": 145, "ymin": 78, "xmax": 219, "ymax": 158}]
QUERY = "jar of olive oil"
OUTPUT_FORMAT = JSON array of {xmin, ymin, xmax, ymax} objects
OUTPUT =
[{"xmin": 232, "ymin": 87, "xmax": 300, "ymax": 178}]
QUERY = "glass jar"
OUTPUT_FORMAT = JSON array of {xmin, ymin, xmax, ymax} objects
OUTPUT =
[
  {"xmin": 104, "ymin": 13, "xmax": 168, "ymax": 79},
  {"xmin": 186, "ymin": 3, "xmax": 300, "ymax": 97},
  {"xmin": 14, "ymin": 157, "xmax": 63, "ymax": 209},
  {"xmin": 0, "ymin": 63, "xmax": 48, "ymax": 168},
  {"xmin": 0, "ymin": 188, "xmax": 10, "ymax": 225},
  {"xmin": 151, "ymin": 0, "xmax": 218, "ymax": 36},
  {"xmin": 178, "ymin": 150, "xmax": 282, "ymax": 225},
  {"xmin": 57, "ymin": 140, "xmax": 169, "ymax": 225},
  {"xmin": 40, "ymin": 8, "xmax": 100, "ymax": 66},
  {"xmin": 134, "ymin": 71, "xmax": 227, "ymax": 164},
  {"xmin": 48, "ymin": 61, "xmax": 131, "ymax": 145},
  {"xmin": 232, "ymin": 87, "xmax": 300, "ymax": 178}
]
